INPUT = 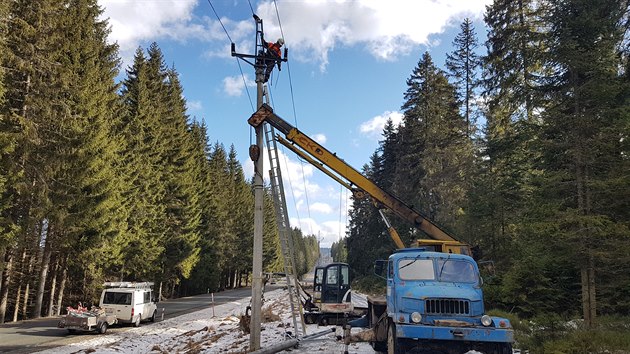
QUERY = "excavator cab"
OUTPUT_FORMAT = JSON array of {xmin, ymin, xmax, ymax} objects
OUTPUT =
[
  {"xmin": 304, "ymin": 262, "xmax": 355, "ymax": 325},
  {"xmin": 313, "ymin": 263, "xmax": 351, "ymax": 304},
  {"xmin": 320, "ymin": 263, "xmax": 351, "ymax": 304}
]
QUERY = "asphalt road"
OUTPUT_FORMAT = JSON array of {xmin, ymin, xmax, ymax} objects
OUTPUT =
[{"xmin": 0, "ymin": 286, "xmax": 261, "ymax": 354}]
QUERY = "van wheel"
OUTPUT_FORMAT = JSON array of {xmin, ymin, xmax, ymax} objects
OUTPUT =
[
  {"xmin": 133, "ymin": 315, "xmax": 141, "ymax": 327},
  {"xmin": 99, "ymin": 322, "xmax": 108, "ymax": 334},
  {"xmin": 150, "ymin": 310, "xmax": 157, "ymax": 322}
]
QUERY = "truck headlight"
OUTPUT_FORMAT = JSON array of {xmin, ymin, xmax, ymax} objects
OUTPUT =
[
  {"xmin": 481, "ymin": 315, "xmax": 493, "ymax": 327},
  {"xmin": 411, "ymin": 312, "xmax": 422, "ymax": 323}
]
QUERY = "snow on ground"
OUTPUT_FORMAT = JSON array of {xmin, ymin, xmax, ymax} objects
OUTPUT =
[{"xmin": 35, "ymin": 288, "xmax": 374, "ymax": 354}]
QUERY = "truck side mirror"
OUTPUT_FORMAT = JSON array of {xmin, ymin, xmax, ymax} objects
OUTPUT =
[{"xmin": 374, "ymin": 260, "xmax": 387, "ymax": 279}]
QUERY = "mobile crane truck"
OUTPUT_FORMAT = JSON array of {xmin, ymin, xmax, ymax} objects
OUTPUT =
[{"xmin": 248, "ymin": 104, "xmax": 514, "ymax": 353}]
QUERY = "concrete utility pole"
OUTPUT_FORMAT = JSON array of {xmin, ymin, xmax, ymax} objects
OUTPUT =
[{"xmin": 231, "ymin": 14, "xmax": 286, "ymax": 351}]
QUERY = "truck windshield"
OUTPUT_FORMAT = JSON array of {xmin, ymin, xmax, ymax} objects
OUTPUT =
[
  {"xmin": 102, "ymin": 292, "xmax": 132, "ymax": 305},
  {"xmin": 437, "ymin": 260, "xmax": 478, "ymax": 283},
  {"xmin": 398, "ymin": 259, "xmax": 435, "ymax": 280}
]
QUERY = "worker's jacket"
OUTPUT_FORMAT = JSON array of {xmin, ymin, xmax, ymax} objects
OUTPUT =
[{"xmin": 266, "ymin": 42, "xmax": 281, "ymax": 58}]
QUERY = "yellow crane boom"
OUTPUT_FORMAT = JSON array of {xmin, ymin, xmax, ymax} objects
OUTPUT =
[{"xmin": 248, "ymin": 104, "xmax": 471, "ymax": 255}]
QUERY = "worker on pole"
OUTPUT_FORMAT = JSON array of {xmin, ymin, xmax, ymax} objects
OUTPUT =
[
  {"xmin": 257, "ymin": 33, "xmax": 284, "ymax": 83},
  {"xmin": 260, "ymin": 37, "xmax": 284, "ymax": 83}
]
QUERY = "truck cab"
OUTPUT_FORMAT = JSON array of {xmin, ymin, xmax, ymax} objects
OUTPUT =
[
  {"xmin": 367, "ymin": 248, "xmax": 514, "ymax": 354},
  {"xmin": 99, "ymin": 282, "xmax": 158, "ymax": 327}
]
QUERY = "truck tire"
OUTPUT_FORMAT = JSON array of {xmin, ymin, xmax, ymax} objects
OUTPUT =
[
  {"xmin": 150, "ymin": 310, "xmax": 157, "ymax": 322},
  {"xmin": 387, "ymin": 322, "xmax": 402, "ymax": 354},
  {"xmin": 304, "ymin": 313, "xmax": 315, "ymax": 324},
  {"xmin": 99, "ymin": 322, "xmax": 108, "ymax": 334},
  {"xmin": 496, "ymin": 343, "xmax": 513, "ymax": 354},
  {"xmin": 370, "ymin": 340, "xmax": 387, "ymax": 353}
]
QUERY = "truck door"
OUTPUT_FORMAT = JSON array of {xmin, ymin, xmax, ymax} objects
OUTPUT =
[
  {"xmin": 321, "ymin": 264, "xmax": 351, "ymax": 304},
  {"xmin": 387, "ymin": 259, "xmax": 395, "ymax": 312}
]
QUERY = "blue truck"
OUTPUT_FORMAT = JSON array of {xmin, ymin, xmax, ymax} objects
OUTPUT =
[
  {"xmin": 345, "ymin": 248, "xmax": 513, "ymax": 353},
  {"xmin": 248, "ymin": 105, "xmax": 514, "ymax": 352}
]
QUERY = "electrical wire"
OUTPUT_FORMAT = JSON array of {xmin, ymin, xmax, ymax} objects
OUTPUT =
[
  {"xmin": 206, "ymin": 0, "xmax": 254, "ymax": 112},
  {"xmin": 271, "ymin": 0, "xmax": 315, "ymax": 237},
  {"xmin": 273, "ymin": 0, "xmax": 285, "ymax": 40},
  {"xmin": 246, "ymin": 0, "xmax": 255, "ymax": 16},
  {"xmin": 206, "ymin": 0, "xmax": 233, "ymax": 43},
  {"xmin": 237, "ymin": 60, "xmax": 255, "ymax": 112}
]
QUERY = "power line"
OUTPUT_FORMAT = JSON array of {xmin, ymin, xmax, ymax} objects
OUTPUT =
[
  {"xmin": 286, "ymin": 60, "xmax": 299, "ymax": 126},
  {"xmin": 237, "ymin": 60, "xmax": 255, "ymax": 112},
  {"xmin": 247, "ymin": 0, "xmax": 255, "ymax": 16},
  {"xmin": 273, "ymin": 0, "xmax": 285, "ymax": 40},
  {"xmin": 206, "ymin": 0, "xmax": 254, "ymax": 111},
  {"xmin": 206, "ymin": 0, "xmax": 233, "ymax": 43},
  {"xmin": 272, "ymin": 0, "xmax": 299, "ymax": 127},
  {"xmin": 271, "ymin": 0, "xmax": 314, "ymax": 237}
]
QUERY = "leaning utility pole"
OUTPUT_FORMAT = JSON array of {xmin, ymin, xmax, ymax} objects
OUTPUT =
[{"xmin": 231, "ymin": 14, "xmax": 287, "ymax": 351}]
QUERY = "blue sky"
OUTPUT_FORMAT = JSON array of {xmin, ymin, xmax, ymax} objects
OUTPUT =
[{"xmin": 99, "ymin": 0, "xmax": 491, "ymax": 247}]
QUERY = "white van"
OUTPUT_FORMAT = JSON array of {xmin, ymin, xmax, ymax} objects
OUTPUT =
[{"xmin": 99, "ymin": 282, "xmax": 158, "ymax": 326}]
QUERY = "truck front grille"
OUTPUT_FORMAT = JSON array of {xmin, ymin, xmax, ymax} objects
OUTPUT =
[{"xmin": 425, "ymin": 299, "xmax": 470, "ymax": 315}]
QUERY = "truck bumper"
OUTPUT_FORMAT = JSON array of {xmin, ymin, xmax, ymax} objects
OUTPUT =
[{"xmin": 396, "ymin": 323, "xmax": 514, "ymax": 343}]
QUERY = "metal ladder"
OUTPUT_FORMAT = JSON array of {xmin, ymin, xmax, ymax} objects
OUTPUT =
[{"xmin": 263, "ymin": 90, "xmax": 307, "ymax": 338}]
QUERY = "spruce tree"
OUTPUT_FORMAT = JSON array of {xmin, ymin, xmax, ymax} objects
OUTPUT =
[
  {"xmin": 158, "ymin": 66, "xmax": 201, "ymax": 295},
  {"xmin": 538, "ymin": 0, "xmax": 630, "ymax": 326},
  {"xmin": 446, "ymin": 18, "xmax": 482, "ymax": 136},
  {"xmin": 226, "ymin": 146, "xmax": 253, "ymax": 287},
  {"xmin": 346, "ymin": 161, "xmax": 393, "ymax": 277},
  {"xmin": 118, "ymin": 47, "xmax": 166, "ymax": 282},
  {"xmin": 397, "ymin": 52, "xmax": 474, "ymax": 238}
]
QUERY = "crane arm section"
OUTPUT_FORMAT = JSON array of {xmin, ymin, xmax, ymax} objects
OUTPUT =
[{"xmin": 248, "ymin": 104, "xmax": 460, "ymax": 246}]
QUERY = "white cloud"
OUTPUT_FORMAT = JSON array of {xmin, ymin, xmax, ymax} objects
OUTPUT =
[
  {"xmin": 101, "ymin": 0, "xmax": 491, "ymax": 70},
  {"xmin": 187, "ymin": 100, "xmax": 202, "ymax": 111},
  {"xmin": 360, "ymin": 110, "xmax": 404, "ymax": 139},
  {"xmin": 243, "ymin": 146, "xmax": 319, "ymax": 199},
  {"xmin": 100, "ymin": 0, "xmax": 197, "ymax": 52},
  {"xmin": 289, "ymin": 217, "xmax": 346, "ymax": 248},
  {"xmin": 310, "ymin": 202, "xmax": 332, "ymax": 214},
  {"xmin": 222, "ymin": 74, "xmax": 255, "ymax": 96},
  {"xmin": 255, "ymin": 0, "xmax": 491, "ymax": 69},
  {"xmin": 312, "ymin": 133, "xmax": 327, "ymax": 144}
]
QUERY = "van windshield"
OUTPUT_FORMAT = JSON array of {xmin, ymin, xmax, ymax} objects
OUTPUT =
[{"xmin": 102, "ymin": 291, "xmax": 132, "ymax": 305}]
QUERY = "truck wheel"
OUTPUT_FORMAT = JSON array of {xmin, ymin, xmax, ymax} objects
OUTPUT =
[
  {"xmin": 370, "ymin": 340, "xmax": 387, "ymax": 353},
  {"xmin": 304, "ymin": 314, "xmax": 314, "ymax": 324},
  {"xmin": 387, "ymin": 322, "xmax": 402, "ymax": 354},
  {"xmin": 99, "ymin": 322, "xmax": 108, "ymax": 334},
  {"xmin": 133, "ymin": 315, "xmax": 141, "ymax": 327},
  {"xmin": 497, "ymin": 343, "xmax": 513, "ymax": 354},
  {"xmin": 319, "ymin": 316, "xmax": 329, "ymax": 326},
  {"xmin": 150, "ymin": 310, "xmax": 157, "ymax": 322}
]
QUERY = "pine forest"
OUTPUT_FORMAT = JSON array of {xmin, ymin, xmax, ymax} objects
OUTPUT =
[{"xmin": 1, "ymin": 0, "xmax": 630, "ymax": 350}]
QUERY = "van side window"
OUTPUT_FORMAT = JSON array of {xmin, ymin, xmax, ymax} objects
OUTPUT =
[
  {"xmin": 103, "ymin": 292, "xmax": 131, "ymax": 305},
  {"xmin": 144, "ymin": 291, "xmax": 151, "ymax": 304}
]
